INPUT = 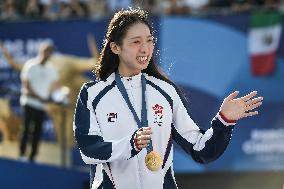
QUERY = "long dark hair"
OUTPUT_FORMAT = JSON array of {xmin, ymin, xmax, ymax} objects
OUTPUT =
[{"xmin": 94, "ymin": 8, "xmax": 172, "ymax": 84}]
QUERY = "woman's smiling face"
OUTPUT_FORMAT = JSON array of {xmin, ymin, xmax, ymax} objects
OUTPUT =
[{"xmin": 113, "ymin": 22, "xmax": 154, "ymax": 77}]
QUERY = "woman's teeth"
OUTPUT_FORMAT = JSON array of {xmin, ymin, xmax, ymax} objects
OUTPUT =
[{"xmin": 137, "ymin": 56, "xmax": 147, "ymax": 62}]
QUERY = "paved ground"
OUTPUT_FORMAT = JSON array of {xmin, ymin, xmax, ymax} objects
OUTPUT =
[{"xmin": 0, "ymin": 140, "xmax": 67, "ymax": 166}]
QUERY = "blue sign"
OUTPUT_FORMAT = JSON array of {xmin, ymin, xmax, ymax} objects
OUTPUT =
[{"xmin": 0, "ymin": 15, "xmax": 283, "ymax": 172}]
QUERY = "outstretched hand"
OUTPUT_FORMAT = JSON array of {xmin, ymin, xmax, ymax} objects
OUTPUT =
[
  {"xmin": 0, "ymin": 41, "xmax": 23, "ymax": 71},
  {"xmin": 220, "ymin": 91, "xmax": 263, "ymax": 121}
]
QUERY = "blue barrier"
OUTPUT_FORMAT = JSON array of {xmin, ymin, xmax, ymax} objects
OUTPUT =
[{"xmin": 0, "ymin": 158, "xmax": 89, "ymax": 189}]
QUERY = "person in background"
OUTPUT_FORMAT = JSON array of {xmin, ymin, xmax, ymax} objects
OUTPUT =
[
  {"xmin": 25, "ymin": 0, "xmax": 44, "ymax": 19},
  {"xmin": 19, "ymin": 42, "xmax": 59, "ymax": 162},
  {"xmin": 0, "ymin": 0, "xmax": 20, "ymax": 20},
  {"xmin": 0, "ymin": 35, "xmax": 99, "ymax": 159}
]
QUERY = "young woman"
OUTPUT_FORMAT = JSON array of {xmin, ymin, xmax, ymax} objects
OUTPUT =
[{"xmin": 73, "ymin": 8, "xmax": 263, "ymax": 189}]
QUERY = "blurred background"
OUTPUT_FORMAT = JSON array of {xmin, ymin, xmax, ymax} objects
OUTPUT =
[{"xmin": 0, "ymin": 0, "xmax": 283, "ymax": 189}]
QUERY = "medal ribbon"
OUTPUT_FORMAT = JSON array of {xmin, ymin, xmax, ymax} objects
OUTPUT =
[{"xmin": 115, "ymin": 72, "xmax": 153, "ymax": 152}]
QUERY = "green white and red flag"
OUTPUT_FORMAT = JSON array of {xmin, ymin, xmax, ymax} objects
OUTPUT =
[{"xmin": 249, "ymin": 11, "xmax": 282, "ymax": 76}]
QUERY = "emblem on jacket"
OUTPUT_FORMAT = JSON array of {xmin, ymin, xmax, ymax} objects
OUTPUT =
[
  {"xmin": 152, "ymin": 104, "xmax": 164, "ymax": 126},
  {"xmin": 107, "ymin": 113, "xmax": 117, "ymax": 122}
]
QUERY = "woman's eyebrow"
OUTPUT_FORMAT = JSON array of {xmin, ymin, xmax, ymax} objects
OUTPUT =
[{"xmin": 130, "ymin": 35, "xmax": 153, "ymax": 40}]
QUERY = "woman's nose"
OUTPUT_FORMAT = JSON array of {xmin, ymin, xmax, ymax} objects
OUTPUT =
[{"xmin": 140, "ymin": 42, "xmax": 148, "ymax": 54}]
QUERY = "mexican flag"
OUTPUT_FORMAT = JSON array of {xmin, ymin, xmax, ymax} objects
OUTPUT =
[{"xmin": 249, "ymin": 11, "xmax": 282, "ymax": 76}]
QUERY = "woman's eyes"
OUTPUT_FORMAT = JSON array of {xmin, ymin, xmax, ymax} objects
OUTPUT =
[{"xmin": 133, "ymin": 39, "xmax": 154, "ymax": 44}]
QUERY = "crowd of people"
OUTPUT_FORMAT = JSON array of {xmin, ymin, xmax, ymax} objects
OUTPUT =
[{"xmin": 0, "ymin": 0, "xmax": 281, "ymax": 21}]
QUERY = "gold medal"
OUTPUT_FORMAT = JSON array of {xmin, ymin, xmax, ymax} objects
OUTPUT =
[{"xmin": 145, "ymin": 151, "xmax": 163, "ymax": 171}]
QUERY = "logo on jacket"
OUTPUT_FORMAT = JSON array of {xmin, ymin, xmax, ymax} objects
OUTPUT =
[
  {"xmin": 152, "ymin": 104, "xmax": 164, "ymax": 126},
  {"xmin": 107, "ymin": 113, "xmax": 117, "ymax": 122}
]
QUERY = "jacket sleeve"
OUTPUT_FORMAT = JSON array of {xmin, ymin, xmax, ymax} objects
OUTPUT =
[
  {"xmin": 171, "ymin": 87, "xmax": 235, "ymax": 164},
  {"xmin": 73, "ymin": 83, "xmax": 139, "ymax": 164}
]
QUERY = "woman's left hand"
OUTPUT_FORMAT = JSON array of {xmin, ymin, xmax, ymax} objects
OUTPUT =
[{"xmin": 220, "ymin": 91, "xmax": 263, "ymax": 121}]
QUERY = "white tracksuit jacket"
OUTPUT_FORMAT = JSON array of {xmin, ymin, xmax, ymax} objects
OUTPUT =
[{"xmin": 73, "ymin": 72, "xmax": 235, "ymax": 189}]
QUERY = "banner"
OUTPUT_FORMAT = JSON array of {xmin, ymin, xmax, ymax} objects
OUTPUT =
[{"xmin": 1, "ymin": 15, "xmax": 284, "ymax": 172}]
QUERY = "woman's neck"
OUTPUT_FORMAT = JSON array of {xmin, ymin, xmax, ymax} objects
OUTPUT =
[{"xmin": 118, "ymin": 66, "xmax": 141, "ymax": 77}]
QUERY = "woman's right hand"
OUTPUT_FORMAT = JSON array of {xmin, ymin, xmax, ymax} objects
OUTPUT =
[{"xmin": 134, "ymin": 127, "xmax": 152, "ymax": 151}]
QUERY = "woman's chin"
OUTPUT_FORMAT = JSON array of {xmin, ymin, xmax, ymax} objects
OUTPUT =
[{"xmin": 137, "ymin": 62, "xmax": 149, "ymax": 69}]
